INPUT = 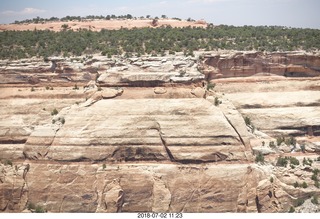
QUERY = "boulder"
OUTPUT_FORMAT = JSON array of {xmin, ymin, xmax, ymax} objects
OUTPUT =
[
  {"xmin": 191, "ymin": 87, "xmax": 206, "ymax": 98},
  {"xmin": 154, "ymin": 87, "xmax": 167, "ymax": 94}
]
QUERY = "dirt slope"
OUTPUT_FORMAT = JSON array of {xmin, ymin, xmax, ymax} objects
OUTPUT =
[{"xmin": 0, "ymin": 19, "xmax": 207, "ymax": 32}]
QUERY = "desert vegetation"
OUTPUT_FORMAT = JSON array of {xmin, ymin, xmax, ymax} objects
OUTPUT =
[{"xmin": 1, "ymin": 23, "xmax": 320, "ymax": 59}]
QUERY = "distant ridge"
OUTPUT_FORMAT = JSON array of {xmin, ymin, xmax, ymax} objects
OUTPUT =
[{"xmin": 0, "ymin": 15, "xmax": 208, "ymax": 32}]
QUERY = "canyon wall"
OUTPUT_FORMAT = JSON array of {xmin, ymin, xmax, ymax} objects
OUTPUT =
[{"xmin": 1, "ymin": 51, "xmax": 320, "ymax": 213}]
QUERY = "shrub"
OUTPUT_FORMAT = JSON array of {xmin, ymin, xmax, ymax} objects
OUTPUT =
[
  {"xmin": 35, "ymin": 205, "xmax": 45, "ymax": 213},
  {"xmin": 293, "ymin": 181, "xmax": 299, "ymax": 188},
  {"xmin": 270, "ymin": 177, "xmax": 274, "ymax": 183},
  {"xmin": 276, "ymin": 157, "xmax": 288, "ymax": 167},
  {"xmin": 27, "ymin": 202, "xmax": 36, "ymax": 210},
  {"xmin": 301, "ymin": 181, "xmax": 308, "ymax": 188},
  {"xmin": 97, "ymin": 86, "xmax": 102, "ymax": 91},
  {"xmin": 285, "ymin": 136, "xmax": 296, "ymax": 146},
  {"xmin": 317, "ymin": 156, "xmax": 320, "ymax": 161},
  {"xmin": 178, "ymin": 69, "xmax": 186, "ymax": 77},
  {"xmin": 276, "ymin": 136, "xmax": 285, "ymax": 146},
  {"xmin": 269, "ymin": 141, "xmax": 276, "ymax": 148},
  {"xmin": 60, "ymin": 117, "xmax": 65, "ymax": 124},
  {"xmin": 295, "ymin": 198, "xmax": 305, "ymax": 207},
  {"xmin": 31, "ymin": 87, "xmax": 35, "ymax": 92},
  {"xmin": 51, "ymin": 108, "xmax": 58, "ymax": 116},
  {"xmin": 315, "ymin": 180, "xmax": 319, "ymax": 188},
  {"xmin": 311, "ymin": 195, "xmax": 319, "ymax": 205},
  {"xmin": 255, "ymin": 153, "xmax": 264, "ymax": 163},
  {"xmin": 45, "ymin": 86, "xmax": 50, "ymax": 90},
  {"xmin": 303, "ymin": 157, "xmax": 312, "ymax": 166},
  {"xmin": 300, "ymin": 144, "xmax": 306, "ymax": 153},
  {"xmin": 244, "ymin": 117, "xmax": 251, "ymax": 126},
  {"xmin": 102, "ymin": 164, "xmax": 106, "ymax": 169},
  {"xmin": 206, "ymin": 82, "xmax": 215, "ymax": 91},
  {"xmin": 61, "ymin": 24, "xmax": 69, "ymax": 29},
  {"xmin": 288, "ymin": 206, "xmax": 295, "ymax": 213},
  {"xmin": 289, "ymin": 157, "xmax": 299, "ymax": 166},
  {"xmin": 4, "ymin": 159, "xmax": 13, "ymax": 166},
  {"xmin": 73, "ymin": 84, "xmax": 79, "ymax": 90},
  {"xmin": 214, "ymin": 97, "xmax": 221, "ymax": 106}
]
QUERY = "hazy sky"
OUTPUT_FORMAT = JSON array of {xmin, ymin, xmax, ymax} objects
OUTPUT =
[{"xmin": 0, "ymin": 0, "xmax": 319, "ymax": 28}]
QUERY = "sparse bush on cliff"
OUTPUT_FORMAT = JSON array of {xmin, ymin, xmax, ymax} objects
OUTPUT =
[
  {"xmin": 214, "ymin": 97, "xmax": 221, "ymax": 106},
  {"xmin": 285, "ymin": 136, "xmax": 296, "ymax": 146},
  {"xmin": 288, "ymin": 206, "xmax": 295, "ymax": 213},
  {"xmin": 270, "ymin": 177, "xmax": 274, "ymax": 183},
  {"xmin": 293, "ymin": 181, "xmax": 309, "ymax": 189},
  {"xmin": 244, "ymin": 117, "xmax": 251, "ymax": 126},
  {"xmin": 311, "ymin": 169, "xmax": 319, "ymax": 187},
  {"xmin": 276, "ymin": 135, "xmax": 285, "ymax": 146},
  {"xmin": 311, "ymin": 195, "xmax": 319, "ymax": 205},
  {"xmin": 269, "ymin": 141, "xmax": 276, "ymax": 148},
  {"xmin": 31, "ymin": 87, "xmax": 35, "ymax": 92},
  {"xmin": 206, "ymin": 82, "xmax": 215, "ymax": 91},
  {"xmin": 27, "ymin": 202, "xmax": 46, "ymax": 213},
  {"xmin": 27, "ymin": 202, "xmax": 36, "ymax": 210},
  {"xmin": 301, "ymin": 181, "xmax": 308, "ymax": 188},
  {"xmin": 52, "ymin": 117, "xmax": 65, "ymax": 125},
  {"xmin": 295, "ymin": 198, "xmax": 305, "ymax": 207},
  {"xmin": 277, "ymin": 156, "xmax": 299, "ymax": 167},
  {"xmin": 73, "ymin": 84, "xmax": 79, "ymax": 90},
  {"xmin": 255, "ymin": 152, "xmax": 264, "ymax": 164},
  {"xmin": 4, "ymin": 159, "xmax": 13, "ymax": 166},
  {"xmin": 51, "ymin": 108, "xmax": 58, "ymax": 116},
  {"xmin": 35, "ymin": 205, "xmax": 46, "ymax": 213},
  {"xmin": 303, "ymin": 157, "xmax": 313, "ymax": 166},
  {"xmin": 276, "ymin": 157, "xmax": 288, "ymax": 167},
  {"xmin": 289, "ymin": 157, "xmax": 299, "ymax": 166}
]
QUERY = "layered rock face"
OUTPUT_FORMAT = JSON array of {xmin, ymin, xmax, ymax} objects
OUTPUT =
[
  {"xmin": 1, "ymin": 51, "xmax": 320, "ymax": 213},
  {"xmin": 0, "ymin": 55, "xmax": 204, "ymax": 86},
  {"xmin": 200, "ymin": 52, "xmax": 320, "ymax": 79},
  {"xmin": 23, "ymin": 98, "xmax": 249, "ymax": 163}
]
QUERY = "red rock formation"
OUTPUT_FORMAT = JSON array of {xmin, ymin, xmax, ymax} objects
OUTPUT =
[{"xmin": 200, "ymin": 52, "xmax": 320, "ymax": 80}]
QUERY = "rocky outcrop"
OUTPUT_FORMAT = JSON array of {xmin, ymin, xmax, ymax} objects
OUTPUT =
[
  {"xmin": 222, "ymin": 80, "xmax": 320, "ymax": 136},
  {"xmin": 22, "ymin": 98, "xmax": 249, "ymax": 163},
  {"xmin": 1, "ymin": 160, "xmax": 319, "ymax": 213},
  {"xmin": 0, "ymin": 55, "xmax": 204, "ymax": 86},
  {"xmin": 1, "ymin": 51, "xmax": 320, "ymax": 213},
  {"xmin": 200, "ymin": 51, "xmax": 320, "ymax": 80}
]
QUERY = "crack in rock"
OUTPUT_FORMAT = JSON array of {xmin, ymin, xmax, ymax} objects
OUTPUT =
[{"xmin": 151, "ymin": 122, "xmax": 175, "ymax": 162}]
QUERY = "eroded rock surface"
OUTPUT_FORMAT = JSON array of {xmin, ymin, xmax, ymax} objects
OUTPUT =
[{"xmin": 1, "ymin": 51, "xmax": 320, "ymax": 213}]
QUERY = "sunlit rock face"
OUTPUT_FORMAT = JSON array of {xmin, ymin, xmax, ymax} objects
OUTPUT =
[{"xmin": 1, "ymin": 51, "xmax": 320, "ymax": 213}]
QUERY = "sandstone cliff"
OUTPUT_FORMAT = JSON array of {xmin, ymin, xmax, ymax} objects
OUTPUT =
[
  {"xmin": 200, "ymin": 51, "xmax": 320, "ymax": 80},
  {"xmin": 1, "ymin": 51, "xmax": 320, "ymax": 213}
]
